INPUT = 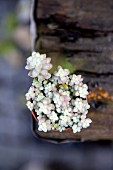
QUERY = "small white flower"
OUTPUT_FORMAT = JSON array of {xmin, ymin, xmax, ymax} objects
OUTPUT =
[
  {"xmin": 38, "ymin": 116, "xmax": 52, "ymax": 132},
  {"xmin": 63, "ymin": 109, "xmax": 72, "ymax": 117},
  {"xmin": 49, "ymin": 111, "xmax": 58, "ymax": 123},
  {"xmin": 76, "ymin": 84, "xmax": 89, "ymax": 98},
  {"xmin": 46, "ymin": 120, "xmax": 51, "ymax": 131},
  {"xmin": 81, "ymin": 114, "xmax": 87, "ymax": 120},
  {"xmin": 56, "ymin": 108, "xmax": 61, "ymax": 113},
  {"xmin": 72, "ymin": 116, "xmax": 80, "ymax": 123},
  {"xmin": 82, "ymin": 118, "xmax": 92, "ymax": 128},
  {"xmin": 69, "ymin": 75, "xmax": 83, "ymax": 86},
  {"xmin": 26, "ymin": 101, "xmax": 33, "ymax": 111},
  {"xmin": 59, "ymin": 115, "xmax": 70, "ymax": 127},
  {"xmin": 54, "ymin": 66, "xmax": 70, "ymax": 84},
  {"xmin": 25, "ymin": 86, "xmax": 35, "ymax": 100},
  {"xmin": 57, "ymin": 125, "xmax": 66, "ymax": 132},
  {"xmin": 38, "ymin": 122, "xmax": 48, "ymax": 132},
  {"xmin": 35, "ymin": 110, "xmax": 42, "ymax": 116},
  {"xmin": 47, "ymin": 92, "xmax": 53, "ymax": 98},
  {"xmin": 73, "ymin": 98, "xmax": 89, "ymax": 114},
  {"xmin": 44, "ymin": 82, "xmax": 53, "ymax": 94},
  {"xmin": 25, "ymin": 52, "xmax": 52, "ymax": 81},
  {"xmin": 72, "ymin": 124, "xmax": 81, "ymax": 133},
  {"xmin": 72, "ymin": 124, "xmax": 77, "ymax": 133},
  {"xmin": 36, "ymin": 93, "xmax": 44, "ymax": 101},
  {"xmin": 25, "ymin": 93, "xmax": 31, "ymax": 100},
  {"xmin": 38, "ymin": 98, "xmax": 55, "ymax": 115}
]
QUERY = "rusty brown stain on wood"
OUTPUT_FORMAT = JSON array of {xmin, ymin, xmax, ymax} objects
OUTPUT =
[{"xmin": 87, "ymin": 86, "xmax": 113, "ymax": 102}]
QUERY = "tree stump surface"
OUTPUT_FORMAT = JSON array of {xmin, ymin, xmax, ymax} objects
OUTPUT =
[{"xmin": 31, "ymin": 0, "xmax": 113, "ymax": 141}]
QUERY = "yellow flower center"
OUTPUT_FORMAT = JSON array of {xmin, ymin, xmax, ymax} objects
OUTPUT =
[{"xmin": 56, "ymin": 84, "xmax": 68, "ymax": 89}]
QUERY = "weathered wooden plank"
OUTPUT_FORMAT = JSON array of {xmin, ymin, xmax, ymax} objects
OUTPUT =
[
  {"xmin": 36, "ymin": 0, "xmax": 113, "ymax": 31},
  {"xmin": 31, "ymin": 0, "xmax": 113, "ymax": 141}
]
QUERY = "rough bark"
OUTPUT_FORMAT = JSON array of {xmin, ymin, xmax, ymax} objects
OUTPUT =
[{"xmin": 31, "ymin": 0, "xmax": 113, "ymax": 141}]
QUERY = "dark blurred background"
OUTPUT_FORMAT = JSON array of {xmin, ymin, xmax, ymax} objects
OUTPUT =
[{"xmin": 0, "ymin": 0, "xmax": 113, "ymax": 170}]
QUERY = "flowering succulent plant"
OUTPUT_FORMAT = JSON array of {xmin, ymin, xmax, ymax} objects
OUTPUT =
[{"xmin": 25, "ymin": 52, "xmax": 92, "ymax": 133}]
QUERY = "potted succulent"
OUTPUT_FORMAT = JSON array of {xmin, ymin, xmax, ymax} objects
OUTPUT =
[{"xmin": 25, "ymin": 52, "xmax": 92, "ymax": 142}]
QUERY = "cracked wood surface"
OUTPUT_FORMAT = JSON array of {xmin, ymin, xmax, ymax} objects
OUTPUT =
[{"xmin": 32, "ymin": 0, "xmax": 113, "ymax": 141}]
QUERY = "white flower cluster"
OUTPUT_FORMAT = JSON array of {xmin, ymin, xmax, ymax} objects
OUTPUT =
[
  {"xmin": 25, "ymin": 52, "xmax": 52, "ymax": 81},
  {"xmin": 25, "ymin": 52, "xmax": 92, "ymax": 133}
]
